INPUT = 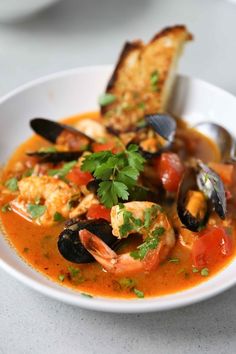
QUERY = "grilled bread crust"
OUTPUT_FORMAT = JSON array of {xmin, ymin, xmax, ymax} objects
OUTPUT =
[{"xmin": 101, "ymin": 25, "xmax": 192, "ymax": 133}]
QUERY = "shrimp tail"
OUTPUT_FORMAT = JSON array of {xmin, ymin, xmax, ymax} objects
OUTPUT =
[
  {"xmin": 79, "ymin": 229, "xmax": 117, "ymax": 271},
  {"xmin": 79, "ymin": 229, "xmax": 145, "ymax": 275}
]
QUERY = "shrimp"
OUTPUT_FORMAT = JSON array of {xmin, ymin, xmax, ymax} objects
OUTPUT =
[
  {"xmin": 79, "ymin": 202, "xmax": 175, "ymax": 275},
  {"xmin": 10, "ymin": 176, "xmax": 78, "ymax": 226}
]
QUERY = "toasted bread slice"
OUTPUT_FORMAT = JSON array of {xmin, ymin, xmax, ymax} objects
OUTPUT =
[{"xmin": 101, "ymin": 25, "xmax": 192, "ymax": 133}]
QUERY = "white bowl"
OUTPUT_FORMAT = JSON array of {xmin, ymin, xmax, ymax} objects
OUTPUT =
[
  {"xmin": 0, "ymin": 0, "xmax": 62, "ymax": 23},
  {"xmin": 1, "ymin": 66, "xmax": 236, "ymax": 313}
]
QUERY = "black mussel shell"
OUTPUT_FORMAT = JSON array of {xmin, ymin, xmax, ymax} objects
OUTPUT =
[
  {"xmin": 86, "ymin": 179, "xmax": 101, "ymax": 194},
  {"xmin": 30, "ymin": 118, "xmax": 93, "ymax": 144},
  {"xmin": 137, "ymin": 114, "xmax": 176, "ymax": 159},
  {"xmin": 197, "ymin": 161, "xmax": 226, "ymax": 219},
  {"xmin": 58, "ymin": 219, "xmax": 117, "ymax": 263},
  {"xmin": 26, "ymin": 151, "xmax": 83, "ymax": 163},
  {"xmin": 145, "ymin": 113, "xmax": 176, "ymax": 141},
  {"xmin": 177, "ymin": 167, "xmax": 209, "ymax": 231}
]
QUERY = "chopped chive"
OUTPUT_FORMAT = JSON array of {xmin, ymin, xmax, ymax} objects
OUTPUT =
[
  {"xmin": 98, "ymin": 93, "xmax": 116, "ymax": 106},
  {"xmin": 133, "ymin": 288, "xmax": 144, "ymax": 298}
]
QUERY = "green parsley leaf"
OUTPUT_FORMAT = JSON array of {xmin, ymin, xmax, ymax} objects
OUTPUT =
[
  {"xmin": 1, "ymin": 203, "xmax": 11, "ymax": 213},
  {"xmin": 27, "ymin": 204, "xmax": 46, "ymax": 219},
  {"xmin": 53, "ymin": 212, "xmax": 64, "ymax": 222},
  {"xmin": 126, "ymin": 144, "xmax": 146, "ymax": 172},
  {"xmin": 48, "ymin": 161, "xmax": 77, "ymax": 179},
  {"xmin": 98, "ymin": 181, "xmax": 129, "ymax": 208},
  {"xmin": 81, "ymin": 151, "xmax": 112, "ymax": 173},
  {"xmin": 58, "ymin": 274, "xmax": 65, "ymax": 282},
  {"xmin": 98, "ymin": 93, "xmax": 116, "ymax": 106},
  {"xmin": 200, "ymin": 268, "xmax": 209, "ymax": 277},
  {"xmin": 81, "ymin": 145, "xmax": 145, "ymax": 208},
  {"xmin": 5, "ymin": 177, "xmax": 18, "ymax": 192},
  {"xmin": 133, "ymin": 288, "xmax": 144, "ymax": 298}
]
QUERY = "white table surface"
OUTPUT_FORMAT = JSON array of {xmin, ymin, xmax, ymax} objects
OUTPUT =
[{"xmin": 1, "ymin": 0, "xmax": 236, "ymax": 353}]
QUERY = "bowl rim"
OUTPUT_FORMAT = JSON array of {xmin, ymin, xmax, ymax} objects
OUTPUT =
[{"xmin": 1, "ymin": 65, "xmax": 236, "ymax": 313}]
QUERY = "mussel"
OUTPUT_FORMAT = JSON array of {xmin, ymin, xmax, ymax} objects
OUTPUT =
[
  {"xmin": 26, "ymin": 151, "xmax": 83, "ymax": 163},
  {"xmin": 132, "ymin": 113, "xmax": 177, "ymax": 159},
  {"xmin": 177, "ymin": 162, "xmax": 226, "ymax": 231},
  {"xmin": 29, "ymin": 118, "xmax": 95, "ymax": 163},
  {"xmin": 197, "ymin": 161, "xmax": 226, "ymax": 219},
  {"xmin": 58, "ymin": 218, "xmax": 118, "ymax": 263},
  {"xmin": 177, "ymin": 167, "xmax": 209, "ymax": 231}
]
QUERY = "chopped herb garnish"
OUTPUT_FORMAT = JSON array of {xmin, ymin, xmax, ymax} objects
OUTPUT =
[
  {"xmin": 81, "ymin": 293, "xmax": 93, "ymax": 298},
  {"xmin": 133, "ymin": 288, "xmax": 144, "ymax": 298},
  {"xmin": 150, "ymin": 70, "xmax": 159, "ymax": 91},
  {"xmin": 81, "ymin": 144, "xmax": 145, "ymax": 208},
  {"xmin": 130, "ymin": 228, "xmax": 164, "ymax": 260},
  {"xmin": 68, "ymin": 266, "xmax": 85, "ymax": 284},
  {"xmin": 27, "ymin": 204, "xmax": 46, "ymax": 219},
  {"xmin": 98, "ymin": 93, "xmax": 116, "ymax": 106},
  {"xmin": 168, "ymin": 257, "xmax": 180, "ymax": 263},
  {"xmin": 118, "ymin": 278, "xmax": 136, "ymax": 289},
  {"xmin": 23, "ymin": 247, "xmax": 29, "ymax": 253},
  {"xmin": 68, "ymin": 266, "xmax": 80, "ymax": 277},
  {"xmin": 5, "ymin": 177, "xmax": 18, "ymax": 192},
  {"xmin": 192, "ymin": 267, "xmax": 199, "ymax": 273},
  {"xmin": 200, "ymin": 268, "xmax": 209, "ymax": 277},
  {"xmin": 137, "ymin": 102, "xmax": 146, "ymax": 111},
  {"xmin": 48, "ymin": 161, "xmax": 77, "ymax": 179},
  {"xmin": 58, "ymin": 274, "xmax": 65, "ymax": 282},
  {"xmin": 22, "ymin": 168, "xmax": 33, "ymax": 178},
  {"xmin": 1, "ymin": 203, "xmax": 11, "ymax": 213},
  {"xmin": 53, "ymin": 212, "xmax": 64, "ymax": 222},
  {"xmin": 39, "ymin": 146, "xmax": 57, "ymax": 153}
]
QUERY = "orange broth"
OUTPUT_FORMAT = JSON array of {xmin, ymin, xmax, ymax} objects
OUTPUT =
[{"xmin": 0, "ymin": 112, "xmax": 235, "ymax": 299}]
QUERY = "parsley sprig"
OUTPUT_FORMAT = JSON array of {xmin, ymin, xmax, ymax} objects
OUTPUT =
[{"xmin": 81, "ymin": 144, "xmax": 145, "ymax": 208}]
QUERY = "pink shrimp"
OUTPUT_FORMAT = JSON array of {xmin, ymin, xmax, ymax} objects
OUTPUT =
[{"xmin": 79, "ymin": 202, "xmax": 175, "ymax": 275}]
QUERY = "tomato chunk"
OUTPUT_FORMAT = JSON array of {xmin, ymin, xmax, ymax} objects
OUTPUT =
[
  {"xmin": 87, "ymin": 204, "xmax": 111, "ymax": 222},
  {"xmin": 192, "ymin": 226, "xmax": 233, "ymax": 268},
  {"xmin": 92, "ymin": 141, "xmax": 119, "ymax": 153},
  {"xmin": 154, "ymin": 152, "xmax": 184, "ymax": 192},
  {"xmin": 66, "ymin": 167, "xmax": 93, "ymax": 186}
]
